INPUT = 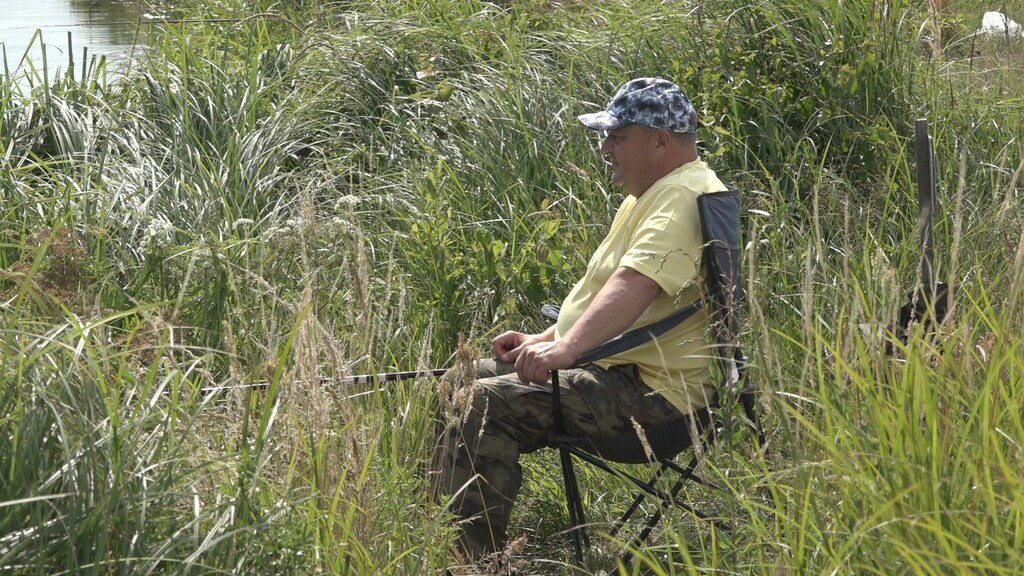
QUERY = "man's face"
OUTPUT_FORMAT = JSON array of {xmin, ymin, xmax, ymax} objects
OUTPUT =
[{"xmin": 599, "ymin": 124, "xmax": 659, "ymax": 197}]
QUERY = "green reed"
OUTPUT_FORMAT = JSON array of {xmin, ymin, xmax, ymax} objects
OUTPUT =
[{"xmin": 1, "ymin": 0, "xmax": 1022, "ymax": 573}]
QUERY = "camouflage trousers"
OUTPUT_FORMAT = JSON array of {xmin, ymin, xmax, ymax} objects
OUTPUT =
[{"xmin": 431, "ymin": 359, "xmax": 685, "ymax": 559}]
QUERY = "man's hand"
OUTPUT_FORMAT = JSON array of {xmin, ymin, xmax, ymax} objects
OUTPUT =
[
  {"xmin": 514, "ymin": 341, "xmax": 578, "ymax": 385},
  {"xmin": 491, "ymin": 331, "xmax": 528, "ymax": 362},
  {"xmin": 491, "ymin": 327, "xmax": 555, "ymax": 363}
]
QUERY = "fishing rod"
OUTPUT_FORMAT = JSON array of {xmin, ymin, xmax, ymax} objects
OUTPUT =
[
  {"xmin": 198, "ymin": 368, "xmax": 449, "ymax": 395},
  {"xmin": 1, "ymin": 13, "xmax": 300, "ymax": 34}
]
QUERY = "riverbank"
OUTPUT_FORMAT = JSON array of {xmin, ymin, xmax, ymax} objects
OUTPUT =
[{"xmin": 2, "ymin": 0, "xmax": 1023, "ymax": 574}]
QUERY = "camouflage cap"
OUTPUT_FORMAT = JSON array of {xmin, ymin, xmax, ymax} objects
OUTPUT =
[{"xmin": 578, "ymin": 77, "xmax": 698, "ymax": 134}]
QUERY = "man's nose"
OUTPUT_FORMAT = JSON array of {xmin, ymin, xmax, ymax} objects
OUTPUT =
[{"xmin": 599, "ymin": 136, "xmax": 613, "ymax": 156}]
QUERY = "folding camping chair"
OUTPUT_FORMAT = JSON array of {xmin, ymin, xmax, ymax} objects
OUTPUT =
[{"xmin": 542, "ymin": 188, "xmax": 766, "ymax": 565}]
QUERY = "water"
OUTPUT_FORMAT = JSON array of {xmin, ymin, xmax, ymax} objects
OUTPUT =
[{"xmin": 0, "ymin": 0, "xmax": 147, "ymax": 84}]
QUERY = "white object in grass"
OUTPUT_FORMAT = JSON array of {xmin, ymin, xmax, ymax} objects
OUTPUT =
[{"xmin": 978, "ymin": 11, "xmax": 1024, "ymax": 38}]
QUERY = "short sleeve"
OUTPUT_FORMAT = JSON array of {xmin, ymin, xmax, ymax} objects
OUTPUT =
[{"xmin": 618, "ymin": 185, "xmax": 703, "ymax": 297}]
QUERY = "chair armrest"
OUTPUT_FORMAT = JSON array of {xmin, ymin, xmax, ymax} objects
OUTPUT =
[
  {"xmin": 541, "ymin": 303, "xmax": 561, "ymax": 322},
  {"xmin": 539, "ymin": 300, "xmax": 704, "ymax": 368}
]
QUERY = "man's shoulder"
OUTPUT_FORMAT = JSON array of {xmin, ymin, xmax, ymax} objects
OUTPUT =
[
  {"xmin": 643, "ymin": 167, "xmax": 723, "ymax": 207},
  {"xmin": 645, "ymin": 160, "xmax": 723, "ymax": 196},
  {"xmin": 671, "ymin": 160, "xmax": 727, "ymax": 193}
]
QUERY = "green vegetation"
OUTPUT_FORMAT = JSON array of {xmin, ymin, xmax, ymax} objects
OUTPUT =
[{"xmin": 2, "ymin": 0, "xmax": 1023, "ymax": 573}]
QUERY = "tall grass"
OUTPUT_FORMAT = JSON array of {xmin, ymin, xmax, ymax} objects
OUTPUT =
[{"xmin": 1, "ymin": 0, "xmax": 1022, "ymax": 574}]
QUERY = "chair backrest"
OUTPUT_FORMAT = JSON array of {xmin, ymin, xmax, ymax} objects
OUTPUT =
[{"xmin": 696, "ymin": 189, "xmax": 745, "ymax": 389}]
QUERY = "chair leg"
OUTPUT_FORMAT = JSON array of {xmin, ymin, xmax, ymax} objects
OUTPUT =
[
  {"xmin": 553, "ymin": 372, "xmax": 766, "ymax": 566},
  {"xmin": 559, "ymin": 446, "xmax": 589, "ymax": 562},
  {"xmin": 552, "ymin": 370, "xmax": 589, "ymax": 562},
  {"xmin": 614, "ymin": 422, "xmax": 728, "ymax": 569},
  {"xmin": 607, "ymin": 464, "xmax": 668, "ymax": 539}
]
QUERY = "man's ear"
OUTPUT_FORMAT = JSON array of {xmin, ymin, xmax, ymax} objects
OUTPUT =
[{"xmin": 653, "ymin": 128, "xmax": 671, "ymax": 150}]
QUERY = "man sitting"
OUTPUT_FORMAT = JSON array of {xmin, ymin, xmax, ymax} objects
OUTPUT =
[{"xmin": 433, "ymin": 77, "xmax": 728, "ymax": 560}]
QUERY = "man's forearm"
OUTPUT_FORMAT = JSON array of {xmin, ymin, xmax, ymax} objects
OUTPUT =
[{"xmin": 511, "ymin": 267, "xmax": 662, "ymax": 384}]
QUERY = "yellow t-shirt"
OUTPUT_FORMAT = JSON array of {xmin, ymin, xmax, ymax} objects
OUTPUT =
[{"xmin": 555, "ymin": 160, "xmax": 726, "ymax": 415}]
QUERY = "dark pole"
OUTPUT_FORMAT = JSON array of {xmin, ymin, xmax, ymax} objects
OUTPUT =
[{"xmin": 915, "ymin": 119, "xmax": 937, "ymax": 291}]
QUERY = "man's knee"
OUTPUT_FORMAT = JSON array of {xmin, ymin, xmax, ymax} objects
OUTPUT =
[{"xmin": 474, "ymin": 358, "xmax": 516, "ymax": 380}]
